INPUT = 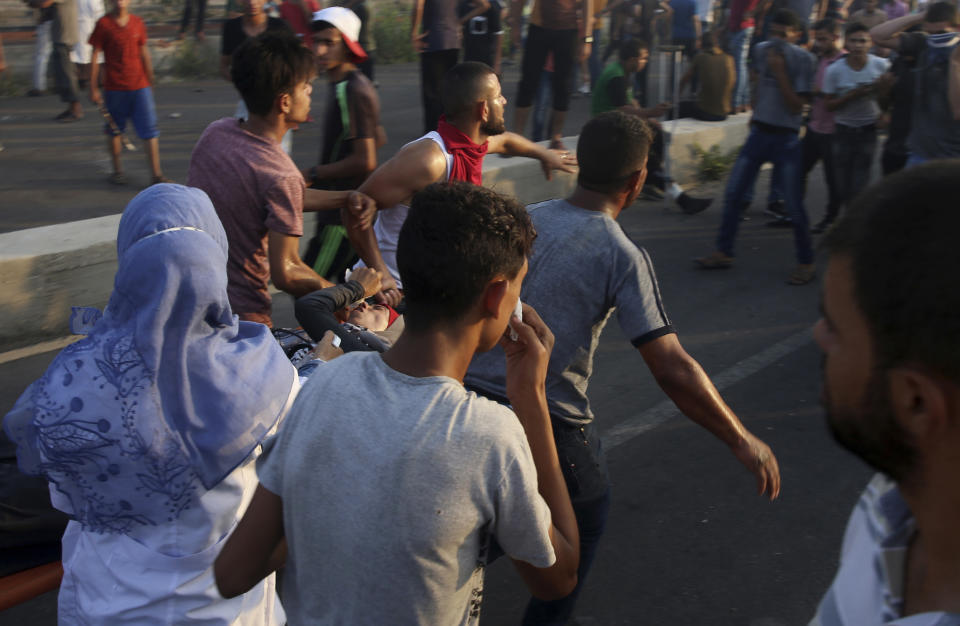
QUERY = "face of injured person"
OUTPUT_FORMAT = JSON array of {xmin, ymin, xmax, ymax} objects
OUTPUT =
[{"xmin": 348, "ymin": 300, "xmax": 391, "ymax": 331}]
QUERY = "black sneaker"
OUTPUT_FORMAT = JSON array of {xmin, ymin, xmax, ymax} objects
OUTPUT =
[
  {"xmin": 677, "ymin": 193, "xmax": 713, "ymax": 215},
  {"xmin": 811, "ymin": 216, "xmax": 835, "ymax": 234},
  {"xmin": 763, "ymin": 200, "xmax": 786, "ymax": 219},
  {"xmin": 766, "ymin": 216, "xmax": 794, "ymax": 228}
]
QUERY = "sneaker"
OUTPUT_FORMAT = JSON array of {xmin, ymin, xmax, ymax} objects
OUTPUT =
[
  {"xmin": 578, "ymin": 83, "xmax": 591, "ymax": 95},
  {"xmin": 676, "ymin": 192, "xmax": 713, "ymax": 215},
  {"xmin": 811, "ymin": 216, "xmax": 835, "ymax": 234},
  {"xmin": 766, "ymin": 216, "xmax": 794, "ymax": 228},
  {"xmin": 694, "ymin": 251, "xmax": 734, "ymax": 269},
  {"xmin": 763, "ymin": 200, "xmax": 786, "ymax": 219}
]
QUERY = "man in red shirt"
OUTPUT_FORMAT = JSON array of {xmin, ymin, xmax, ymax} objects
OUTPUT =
[{"xmin": 88, "ymin": 0, "xmax": 168, "ymax": 185}]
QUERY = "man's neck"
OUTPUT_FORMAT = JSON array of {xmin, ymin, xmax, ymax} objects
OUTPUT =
[
  {"xmin": 446, "ymin": 117, "xmax": 487, "ymax": 145},
  {"xmin": 901, "ymin": 471, "xmax": 960, "ymax": 615},
  {"xmin": 327, "ymin": 62, "xmax": 358, "ymax": 84},
  {"xmin": 847, "ymin": 54, "xmax": 869, "ymax": 70},
  {"xmin": 241, "ymin": 113, "xmax": 289, "ymax": 145},
  {"xmin": 244, "ymin": 12, "xmax": 266, "ymax": 27},
  {"xmin": 113, "ymin": 8, "xmax": 129, "ymax": 20},
  {"xmin": 381, "ymin": 323, "xmax": 483, "ymax": 382},
  {"xmin": 566, "ymin": 187, "xmax": 627, "ymax": 220}
]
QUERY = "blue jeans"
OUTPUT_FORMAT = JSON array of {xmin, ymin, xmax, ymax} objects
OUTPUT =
[
  {"xmin": 522, "ymin": 420, "xmax": 610, "ymax": 625},
  {"xmin": 718, "ymin": 126, "xmax": 813, "ymax": 264},
  {"xmin": 727, "ymin": 27, "xmax": 754, "ymax": 110},
  {"xmin": 832, "ymin": 125, "xmax": 877, "ymax": 211}
]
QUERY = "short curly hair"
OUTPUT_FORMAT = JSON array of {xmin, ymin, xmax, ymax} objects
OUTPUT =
[{"xmin": 397, "ymin": 182, "xmax": 536, "ymax": 330}]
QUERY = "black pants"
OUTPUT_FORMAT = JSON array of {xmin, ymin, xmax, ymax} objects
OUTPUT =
[
  {"xmin": 516, "ymin": 24, "xmax": 577, "ymax": 112},
  {"xmin": 51, "ymin": 43, "xmax": 79, "ymax": 104},
  {"xmin": 179, "ymin": 0, "xmax": 208, "ymax": 34},
  {"xmin": 802, "ymin": 129, "xmax": 840, "ymax": 220},
  {"xmin": 420, "ymin": 49, "xmax": 459, "ymax": 133}
]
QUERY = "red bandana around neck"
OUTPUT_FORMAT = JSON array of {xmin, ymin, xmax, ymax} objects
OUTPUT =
[{"xmin": 436, "ymin": 116, "xmax": 489, "ymax": 186}]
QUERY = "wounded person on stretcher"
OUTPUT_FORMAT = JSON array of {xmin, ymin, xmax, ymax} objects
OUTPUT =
[{"xmin": 295, "ymin": 267, "xmax": 402, "ymax": 353}]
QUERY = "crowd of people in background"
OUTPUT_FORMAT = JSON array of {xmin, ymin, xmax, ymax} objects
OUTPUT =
[{"xmin": 3, "ymin": 0, "xmax": 960, "ymax": 623}]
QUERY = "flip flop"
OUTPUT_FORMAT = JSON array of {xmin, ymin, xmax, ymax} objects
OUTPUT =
[{"xmin": 109, "ymin": 172, "xmax": 127, "ymax": 185}]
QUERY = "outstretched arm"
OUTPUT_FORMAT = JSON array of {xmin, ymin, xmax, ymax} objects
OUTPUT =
[
  {"xmin": 638, "ymin": 333, "xmax": 781, "ymax": 499},
  {"xmin": 486, "ymin": 132, "xmax": 578, "ymax": 180}
]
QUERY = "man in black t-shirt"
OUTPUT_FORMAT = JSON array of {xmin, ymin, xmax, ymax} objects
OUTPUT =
[
  {"xmin": 302, "ymin": 6, "xmax": 383, "ymax": 281},
  {"xmin": 459, "ymin": 0, "xmax": 504, "ymax": 73}
]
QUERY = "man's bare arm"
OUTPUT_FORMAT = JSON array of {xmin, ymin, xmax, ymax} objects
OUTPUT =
[
  {"xmin": 503, "ymin": 306, "xmax": 579, "ymax": 600},
  {"xmin": 140, "ymin": 42, "xmax": 154, "ymax": 86},
  {"xmin": 870, "ymin": 13, "xmax": 924, "ymax": 50},
  {"xmin": 638, "ymin": 333, "xmax": 781, "ymax": 499},
  {"xmin": 344, "ymin": 140, "xmax": 448, "ymax": 304},
  {"xmin": 411, "ymin": 0, "xmax": 427, "ymax": 51},
  {"xmin": 268, "ymin": 229, "xmax": 334, "ymax": 297},
  {"xmin": 486, "ymin": 132, "xmax": 578, "ymax": 180},
  {"xmin": 303, "ymin": 137, "xmax": 377, "ymax": 184},
  {"xmin": 215, "ymin": 485, "xmax": 286, "ymax": 598}
]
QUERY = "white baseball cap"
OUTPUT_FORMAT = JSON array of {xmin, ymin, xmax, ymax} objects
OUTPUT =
[{"xmin": 311, "ymin": 7, "xmax": 368, "ymax": 62}]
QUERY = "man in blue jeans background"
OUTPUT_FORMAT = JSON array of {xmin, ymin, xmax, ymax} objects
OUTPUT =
[
  {"xmin": 467, "ymin": 111, "xmax": 781, "ymax": 625},
  {"xmin": 696, "ymin": 9, "xmax": 817, "ymax": 286}
]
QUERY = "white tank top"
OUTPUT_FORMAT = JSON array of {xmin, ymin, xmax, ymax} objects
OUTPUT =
[{"xmin": 355, "ymin": 132, "xmax": 453, "ymax": 288}]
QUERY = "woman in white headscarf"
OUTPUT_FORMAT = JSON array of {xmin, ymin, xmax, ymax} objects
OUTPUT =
[{"xmin": 3, "ymin": 184, "xmax": 297, "ymax": 624}]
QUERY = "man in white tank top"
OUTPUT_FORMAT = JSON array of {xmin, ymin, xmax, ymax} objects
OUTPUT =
[{"xmin": 347, "ymin": 61, "xmax": 578, "ymax": 307}]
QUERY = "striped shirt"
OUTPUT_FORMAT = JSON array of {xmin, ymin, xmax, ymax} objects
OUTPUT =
[{"xmin": 810, "ymin": 474, "xmax": 960, "ymax": 626}]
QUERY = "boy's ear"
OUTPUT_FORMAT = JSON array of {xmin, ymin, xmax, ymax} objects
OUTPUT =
[
  {"xmin": 277, "ymin": 92, "xmax": 291, "ymax": 115},
  {"xmin": 481, "ymin": 278, "xmax": 508, "ymax": 318}
]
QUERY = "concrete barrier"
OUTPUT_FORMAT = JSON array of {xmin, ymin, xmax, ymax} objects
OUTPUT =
[{"xmin": 0, "ymin": 120, "xmax": 749, "ymax": 353}]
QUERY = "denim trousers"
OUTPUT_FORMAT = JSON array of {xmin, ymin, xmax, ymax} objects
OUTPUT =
[
  {"xmin": 718, "ymin": 126, "xmax": 813, "ymax": 264},
  {"xmin": 832, "ymin": 125, "xmax": 877, "ymax": 210},
  {"xmin": 522, "ymin": 419, "xmax": 611, "ymax": 625},
  {"xmin": 727, "ymin": 27, "xmax": 754, "ymax": 110}
]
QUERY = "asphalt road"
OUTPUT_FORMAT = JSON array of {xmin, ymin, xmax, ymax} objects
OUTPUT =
[{"xmin": 0, "ymin": 60, "xmax": 875, "ymax": 624}]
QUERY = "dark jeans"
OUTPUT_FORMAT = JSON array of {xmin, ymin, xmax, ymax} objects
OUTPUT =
[
  {"xmin": 516, "ymin": 24, "xmax": 577, "ymax": 112},
  {"xmin": 718, "ymin": 125, "xmax": 813, "ymax": 264},
  {"xmin": 802, "ymin": 129, "xmax": 840, "ymax": 221},
  {"xmin": 522, "ymin": 420, "xmax": 610, "ymax": 625},
  {"xmin": 420, "ymin": 49, "xmax": 459, "ymax": 133},
  {"xmin": 832, "ymin": 124, "xmax": 877, "ymax": 211},
  {"xmin": 51, "ymin": 43, "xmax": 80, "ymax": 104},
  {"xmin": 179, "ymin": 0, "xmax": 207, "ymax": 34}
]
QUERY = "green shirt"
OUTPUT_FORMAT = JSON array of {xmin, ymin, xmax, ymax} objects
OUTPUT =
[{"xmin": 592, "ymin": 60, "xmax": 630, "ymax": 117}]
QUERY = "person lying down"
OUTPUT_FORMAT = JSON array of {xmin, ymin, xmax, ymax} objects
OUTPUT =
[{"xmin": 294, "ymin": 266, "xmax": 403, "ymax": 352}]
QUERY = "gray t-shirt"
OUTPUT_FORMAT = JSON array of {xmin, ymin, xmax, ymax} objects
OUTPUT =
[
  {"xmin": 258, "ymin": 351, "xmax": 555, "ymax": 625},
  {"xmin": 465, "ymin": 199, "xmax": 674, "ymax": 425},
  {"xmin": 751, "ymin": 39, "xmax": 816, "ymax": 130},
  {"xmin": 52, "ymin": 0, "xmax": 78, "ymax": 45},
  {"xmin": 822, "ymin": 54, "xmax": 890, "ymax": 127}
]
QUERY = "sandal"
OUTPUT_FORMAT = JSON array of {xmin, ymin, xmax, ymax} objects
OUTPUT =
[
  {"xmin": 694, "ymin": 252, "xmax": 733, "ymax": 269},
  {"xmin": 787, "ymin": 264, "xmax": 816, "ymax": 285},
  {"xmin": 109, "ymin": 172, "xmax": 127, "ymax": 185},
  {"xmin": 150, "ymin": 176, "xmax": 173, "ymax": 185}
]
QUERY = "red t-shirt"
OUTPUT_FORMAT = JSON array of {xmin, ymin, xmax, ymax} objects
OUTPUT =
[
  {"xmin": 88, "ymin": 14, "xmax": 150, "ymax": 91},
  {"xmin": 278, "ymin": 0, "xmax": 320, "ymax": 40}
]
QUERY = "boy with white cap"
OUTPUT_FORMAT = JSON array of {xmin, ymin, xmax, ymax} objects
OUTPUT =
[{"xmin": 301, "ymin": 6, "xmax": 385, "ymax": 280}]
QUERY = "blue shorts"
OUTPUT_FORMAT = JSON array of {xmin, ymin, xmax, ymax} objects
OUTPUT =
[{"xmin": 103, "ymin": 87, "xmax": 158, "ymax": 140}]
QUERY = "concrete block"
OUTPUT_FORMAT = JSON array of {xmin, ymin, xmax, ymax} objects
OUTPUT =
[{"xmin": 664, "ymin": 113, "xmax": 751, "ymax": 185}]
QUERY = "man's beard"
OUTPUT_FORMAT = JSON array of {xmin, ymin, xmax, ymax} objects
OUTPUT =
[
  {"xmin": 824, "ymin": 367, "xmax": 919, "ymax": 482},
  {"xmin": 480, "ymin": 115, "xmax": 506, "ymax": 136}
]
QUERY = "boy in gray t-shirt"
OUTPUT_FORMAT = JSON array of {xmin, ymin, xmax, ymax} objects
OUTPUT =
[{"xmin": 214, "ymin": 182, "xmax": 581, "ymax": 624}]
